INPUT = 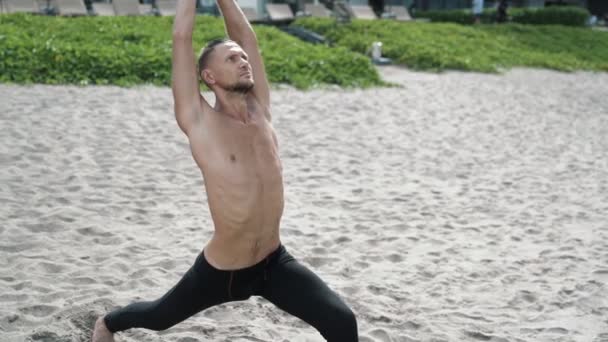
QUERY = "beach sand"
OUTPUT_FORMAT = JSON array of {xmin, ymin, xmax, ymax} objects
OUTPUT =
[{"xmin": 1, "ymin": 67, "xmax": 607, "ymax": 342}]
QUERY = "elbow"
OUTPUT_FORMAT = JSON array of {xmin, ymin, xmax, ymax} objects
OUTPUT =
[
  {"xmin": 172, "ymin": 30, "xmax": 193, "ymax": 40},
  {"xmin": 244, "ymin": 26, "xmax": 258, "ymax": 40}
]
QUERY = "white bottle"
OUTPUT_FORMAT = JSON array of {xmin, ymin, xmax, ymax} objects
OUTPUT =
[{"xmin": 372, "ymin": 42, "xmax": 383, "ymax": 60}]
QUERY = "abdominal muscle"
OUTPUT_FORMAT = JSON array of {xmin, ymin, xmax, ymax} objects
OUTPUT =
[
  {"xmin": 194, "ymin": 118, "xmax": 285, "ymax": 270},
  {"xmin": 203, "ymin": 176, "xmax": 284, "ymax": 270}
]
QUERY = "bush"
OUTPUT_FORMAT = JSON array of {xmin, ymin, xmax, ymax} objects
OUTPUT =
[
  {"xmin": 294, "ymin": 17, "xmax": 608, "ymax": 72},
  {"xmin": 415, "ymin": 9, "xmax": 482, "ymax": 25},
  {"xmin": 415, "ymin": 6, "xmax": 590, "ymax": 27},
  {"xmin": 511, "ymin": 6, "xmax": 589, "ymax": 27},
  {"xmin": 0, "ymin": 13, "xmax": 384, "ymax": 89}
]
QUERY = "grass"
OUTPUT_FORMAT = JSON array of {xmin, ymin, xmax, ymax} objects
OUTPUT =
[
  {"xmin": 0, "ymin": 13, "xmax": 384, "ymax": 89},
  {"xmin": 0, "ymin": 13, "xmax": 606, "ymax": 89},
  {"xmin": 295, "ymin": 17, "xmax": 608, "ymax": 73},
  {"xmin": 416, "ymin": 6, "xmax": 590, "ymax": 27}
]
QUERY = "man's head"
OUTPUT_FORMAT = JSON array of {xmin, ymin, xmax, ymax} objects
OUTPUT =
[{"xmin": 197, "ymin": 38, "xmax": 254, "ymax": 94}]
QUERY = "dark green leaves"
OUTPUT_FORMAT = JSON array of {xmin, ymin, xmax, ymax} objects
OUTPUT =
[
  {"xmin": 295, "ymin": 17, "xmax": 608, "ymax": 73},
  {"xmin": 0, "ymin": 13, "xmax": 383, "ymax": 89}
]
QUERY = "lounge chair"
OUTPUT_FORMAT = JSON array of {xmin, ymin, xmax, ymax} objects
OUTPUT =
[
  {"xmin": 240, "ymin": 6, "xmax": 262, "ymax": 23},
  {"xmin": 56, "ymin": 0, "xmax": 88, "ymax": 16},
  {"xmin": 385, "ymin": 5, "xmax": 428, "ymax": 22},
  {"xmin": 139, "ymin": 2, "xmax": 153, "ymax": 15},
  {"xmin": 332, "ymin": 1, "xmax": 351, "ymax": 22},
  {"xmin": 265, "ymin": 3, "xmax": 294, "ymax": 24},
  {"xmin": 5, "ymin": 0, "xmax": 40, "ymax": 13},
  {"xmin": 304, "ymin": 3, "xmax": 331, "ymax": 18},
  {"xmin": 156, "ymin": 0, "xmax": 177, "ymax": 16},
  {"xmin": 349, "ymin": 5, "xmax": 376, "ymax": 20},
  {"xmin": 92, "ymin": 2, "xmax": 115, "ymax": 16},
  {"xmin": 387, "ymin": 5, "xmax": 411, "ymax": 21},
  {"xmin": 113, "ymin": 0, "xmax": 140, "ymax": 15},
  {"xmin": 35, "ymin": 0, "xmax": 53, "ymax": 12}
]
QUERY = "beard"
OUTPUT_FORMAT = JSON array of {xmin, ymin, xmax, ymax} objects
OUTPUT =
[{"xmin": 226, "ymin": 80, "xmax": 254, "ymax": 94}]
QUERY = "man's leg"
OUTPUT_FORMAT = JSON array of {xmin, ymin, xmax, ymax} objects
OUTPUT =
[
  {"xmin": 261, "ymin": 248, "xmax": 358, "ymax": 342},
  {"xmin": 103, "ymin": 252, "xmax": 230, "ymax": 333}
]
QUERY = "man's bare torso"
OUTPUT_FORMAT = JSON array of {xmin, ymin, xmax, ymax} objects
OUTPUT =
[{"xmin": 188, "ymin": 97, "xmax": 284, "ymax": 270}]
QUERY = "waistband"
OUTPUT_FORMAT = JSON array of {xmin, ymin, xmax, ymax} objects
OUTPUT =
[{"xmin": 199, "ymin": 243, "xmax": 285, "ymax": 274}]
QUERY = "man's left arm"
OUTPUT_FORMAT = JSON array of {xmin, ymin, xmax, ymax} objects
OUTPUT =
[{"xmin": 217, "ymin": 0, "xmax": 271, "ymax": 119}]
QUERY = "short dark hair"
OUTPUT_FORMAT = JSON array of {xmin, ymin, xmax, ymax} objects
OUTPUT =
[{"xmin": 197, "ymin": 38, "xmax": 233, "ymax": 84}]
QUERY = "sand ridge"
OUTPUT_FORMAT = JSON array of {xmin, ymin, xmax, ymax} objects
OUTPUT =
[{"xmin": 1, "ymin": 67, "xmax": 607, "ymax": 341}]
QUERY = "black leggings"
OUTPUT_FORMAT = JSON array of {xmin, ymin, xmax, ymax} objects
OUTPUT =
[{"xmin": 104, "ymin": 244, "xmax": 358, "ymax": 341}]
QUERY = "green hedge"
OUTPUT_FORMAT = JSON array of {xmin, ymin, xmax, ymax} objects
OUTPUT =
[
  {"xmin": 416, "ymin": 6, "xmax": 590, "ymax": 27},
  {"xmin": 0, "ymin": 13, "xmax": 384, "ymax": 88},
  {"xmin": 415, "ymin": 9, "xmax": 484, "ymax": 25},
  {"xmin": 511, "ymin": 6, "xmax": 589, "ymax": 26},
  {"xmin": 295, "ymin": 17, "xmax": 608, "ymax": 72}
]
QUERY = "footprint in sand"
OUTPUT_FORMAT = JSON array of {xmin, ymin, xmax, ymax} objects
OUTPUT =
[
  {"xmin": 593, "ymin": 333, "xmax": 608, "ymax": 342},
  {"xmin": 71, "ymin": 277, "xmax": 97, "ymax": 285},
  {"xmin": 55, "ymin": 197, "xmax": 70, "ymax": 205},
  {"xmin": 509, "ymin": 290, "xmax": 538, "ymax": 305},
  {"xmin": 303, "ymin": 256, "xmax": 339, "ymax": 268},
  {"xmin": 311, "ymin": 247, "xmax": 328, "ymax": 255},
  {"xmin": 546, "ymin": 327, "xmax": 569, "ymax": 334},
  {"xmin": 385, "ymin": 254, "xmax": 403, "ymax": 263},
  {"xmin": 202, "ymin": 306, "xmax": 232, "ymax": 320},
  {"xmin": 367, "ymin": 328, "xmax": 393, "ymax": 342},
  {"xmin": 38, "ymin": 262, "xmax": 67, "ymax": 274},
  {"xmin": 592, "ymin": 269, "xmax": 608, "ymax": 282},
  {"xmin": 24, "ymin": 222, "xmax": 63, "ymax": 233},
  {"xmin": 153, "ymin": 259, "xmax": 177, "ymax": 271},
  {"xmin": 28, "ymin": 331, "xmax": 71, "ymax": 342},
  {"xmin": 19, "ymin": 304, "xmax": 59, "ymax": 318},
  {"xmin": 463, "ymin": 330, "xmax": 509, "ymax": 342},
  {"xmin": 354, "ymin": 261, "xmax": 370, "ymax": 269},
  {"xmin": 177, "ymin": 337, "xmax": 200, "ymax": 342},
  {"xmin": 76, "ymin": 226, "xmax": 112, "ymax": 237},
  {"xmin": 335, "ymin": 236, "xmax": 351, "ymax": 244},
  {"xmin": 0, "ymin": 293, "xmax": 29, "ymax": 302}
]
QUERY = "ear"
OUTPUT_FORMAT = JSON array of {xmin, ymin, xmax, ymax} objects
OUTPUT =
[{"xmin": 202, "ymin": 69, "xmax": 216, "ymax": 86}]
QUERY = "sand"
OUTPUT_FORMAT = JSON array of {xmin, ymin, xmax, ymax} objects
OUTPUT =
[{"xmin": 1, "ymin": 67, "xmax": 607, "ymax": 342}]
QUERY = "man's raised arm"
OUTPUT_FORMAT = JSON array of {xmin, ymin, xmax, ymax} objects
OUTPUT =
[
  {"xmin": 172, "ymin": 0, "xmax": 206, "ymax": 135},
  {"xmin": 216, "ymin": 0, "xmax": 271, "ymax": 115}
]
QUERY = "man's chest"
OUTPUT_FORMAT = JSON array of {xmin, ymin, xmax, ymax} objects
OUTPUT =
[{"xmin": 197, "ymin": 119, "xmax": 281, "ymax": 180}]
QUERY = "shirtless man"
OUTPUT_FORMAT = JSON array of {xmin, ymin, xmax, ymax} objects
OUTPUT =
[{"xmin": 91, "ymin": 0, "xmax": 358, "ymax": 341}]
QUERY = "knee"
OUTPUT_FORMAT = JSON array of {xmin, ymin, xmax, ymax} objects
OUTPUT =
[
  {"xmin": 337, "ymin": 306, "xmax": 357, "ymax": 333},
  {"xmin": 324, "ymin": 304, "xmax": 358, "ymax": 341}
]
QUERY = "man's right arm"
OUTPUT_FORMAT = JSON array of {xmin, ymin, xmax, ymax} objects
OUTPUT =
[{"xmin": 172, "ymin": 0, "xmax": 206, "ymax": 135}]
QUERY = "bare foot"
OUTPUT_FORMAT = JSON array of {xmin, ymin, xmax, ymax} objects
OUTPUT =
[{"xmin": 91, "ymin": 316, "xmax": 115, "ymax": 342}]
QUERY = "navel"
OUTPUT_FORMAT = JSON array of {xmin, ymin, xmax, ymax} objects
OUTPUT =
[{"xmin": 230, "ymin": 154, "xmax": 236, "ymax": 162}]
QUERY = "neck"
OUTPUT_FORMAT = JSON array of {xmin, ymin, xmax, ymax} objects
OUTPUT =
[{"xmin": 214, "ymin": 90, "xmax": 250, "ymax": 123}]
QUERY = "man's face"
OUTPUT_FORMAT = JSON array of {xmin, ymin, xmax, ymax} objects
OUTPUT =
[{"xmin": 209, "ymin": 41, "xmax": 254, "ymax": 93}]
